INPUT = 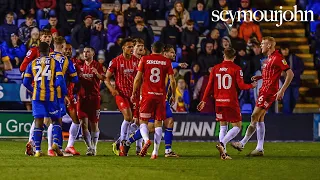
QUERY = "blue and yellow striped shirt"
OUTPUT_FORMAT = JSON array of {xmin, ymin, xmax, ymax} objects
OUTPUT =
[
  {"xmin": 23, "ymin": 56, "xmax": 65, "ymax": 102},
  {"xmin": 50, "ymin": 51, "xmax": 78, "ymax": 98}
]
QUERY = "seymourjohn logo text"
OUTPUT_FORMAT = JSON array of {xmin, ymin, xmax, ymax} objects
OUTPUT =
[{"xmin": 211, "ymin": 5, "xmax": 314, "ymax": 27}]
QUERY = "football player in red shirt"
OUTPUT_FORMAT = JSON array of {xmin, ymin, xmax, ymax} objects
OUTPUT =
[
  {"xmin": 198, "ymin": 48, "xmax": 257, "ymax": 159},
  {"xmin": 20, "ymin": 29, "xmax": 52, "ymax": 72},
  {"xmin": 131, "ymin": 41, "xmax": 176, "ymax": 159},
  {"xmin": 105, "ymin": 38, "xmax": 140, "ymax": 156},
  {"xmin": 77, "ymin": 47, "xmax": 105, "ymax": 156},
  {"xmin": 231, "ymin": 37, "xmax": 294, "ymax": 156}
]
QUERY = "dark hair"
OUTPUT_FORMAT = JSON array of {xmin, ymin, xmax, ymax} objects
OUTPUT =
[
  {"xmin": 6, "ymin": 12, "xmax": 14, "ymax": 16},
  {"xmin": 224, "ymin": 47, "xmax": 236, "ymax": 59},
  {"xmin": 39, "ymin": 42, "xmax": 50, "ymax": 53},
  {"xmin": 26, "ymin": 14, "xmax": 34, "ymax": 19},
  {"xmin": 8, "ymin": 34, "xmax": 22, "ymax": 48},
  {"xmin": 49, "ymin": 16, "xmax": 57, "ymax": 19},
  {"xmin": 163, "ymin": 44, "xmax": 174, "ymax": 52},
  {"xmin": 133, "ymin": 38, "xmax": 144, "ymax": 46},
  {"xmin": 84, "ymin": 46, "xmax": 95, "ymax": 52},
  {"xmin": 40, "ymin": 29, "xmax": 52, "ymax": 37},
  {"xmin": 152, "ymin": 41, "xmax": 165, "ymax": 53},
  {"xmin": 168, "ymin": 14, "xmax": 176, "ymax": 21},
  {"xmin": 120, "ymin": 38, "xmax": 134, "ymax": 47},
  {"xmin": 280, "ymin": 43, "xmax": 290, "ymax": 50}
]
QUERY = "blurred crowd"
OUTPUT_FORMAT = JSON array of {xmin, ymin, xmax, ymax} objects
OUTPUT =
[{"xmin": 0, "ymin": 0, "xmax": 314, "ymax": 114}]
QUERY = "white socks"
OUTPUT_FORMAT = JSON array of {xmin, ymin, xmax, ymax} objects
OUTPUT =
[
  {"xmin": 152, "ymin": 127, "xmax": 162, "ymax": 155},
  {"xmin": 240, "ymin": 123, "xmax": 257, "ymax": 147},
  {"xmin": 219, "ymin": 126, "xmax": 228, "ymax": 142},
  {"xmin": 136, "ymin": 138, "xmax": 143, "ymax": 149},
  {"xmin": 256, "ymin": 122, "xmax": 265, "ymax": 151},
  {"xmin": 47, "ymin": 124, "xmax": 53, "ymax": 150},
  {"xmin": 120, "ymin": 120, "xmax": 130, "ymax": 141},
  {"xmin": 28, "ymin": 120, "xmax": 35, "ymax": 142},
  {"xmin": 67, "ymin": 122, "xmax": 80, "ymax": 148},
  {"xmin": 140, "ymin": 123, "xmax": 149, "ymax": 142},
  {"xmin": 91, "ymin": 131, "xmax": 100, "ymax": 150},
  {"xmin": 83, "ymin": 130, "xmax": 92, "ymax": 149},
  {"xmin": 222, "ymin": 127, "xmax": 240, "ymax": 152}
]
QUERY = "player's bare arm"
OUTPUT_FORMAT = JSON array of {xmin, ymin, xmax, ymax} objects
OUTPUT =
[
  {"xmin": 275, "ymin": 69, "xmax": 294, "ymax": 101},
  {"xmin": 105, "ymin": 70, "xmax": 119, "ymax": 96},
  {"xmin": 168, "ymin": 74, "xmax": 176, "ymax": 103},
  {"xmin": 131, "ymin": 71, "xmax": 143, "ymax": 103},
  {"xmin": 92, "ymin": 67, "xmax": 105, "ymax": 80},
  {"xmin": 251, "ymin": 75, "xmax": 262, "ymax": 81}
]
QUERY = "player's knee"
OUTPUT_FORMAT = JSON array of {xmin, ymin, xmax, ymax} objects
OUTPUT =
[
  {"xmin": 249, "ymin": 122, "xmax": 257, "ymax": 129},
  {"xmin": 251, "ymin": 113, "xmax": 260, "ymax": 122},
  {"xmin": 166, "ymin": 118, "xmax": 174, "ymax": 128},
  {"xmin": 154, "ymin": 120, "xmax": 162, "ymax": 128}
]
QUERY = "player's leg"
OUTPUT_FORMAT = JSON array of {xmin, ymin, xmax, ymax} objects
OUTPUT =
[
  {"xmin": 65, "ymin": 105, "xmax": 81, "ymax": 155},
  {"xmin": 151, "ymin": 99, "xmax": 166, "ymax": 159},
  {"xmin": 25, "ymin": 120, "xmax": 35, "ymax": 156},
  {"xmin": 218, "ymin": 121, "xmax": 228, "ymax": 153},
  {"xmin": 78, "ymin": 97, "xmax": 93, "ymax": 155},
  {"xmin": 45, "ymin": 117, "xmax": 55, "ymax": 156},
  {"xmin": 249, "ymin": 110, "xmax": 267, "ymax": 156},
  {"xmin": 31, "ymin": 100, "xmax": 46, "ymax": 157},
  {"xmin": 163, "ymin": 101, "xmax": 178, "ymax": 157},
  {"xmin": 49, "ymin": 100, "xmax": 65, "ymax": 156},
  {"xmin": 89, "ymin": 101, "xmax": 101, "ymax": 156},
  {"xmin": 232, "ymin": 106, "xmax": 265, "ymax": 151}
]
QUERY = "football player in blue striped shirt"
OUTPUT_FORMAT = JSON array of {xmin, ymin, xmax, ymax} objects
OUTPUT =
[{"xmin": 23, "ymin": 42, "xmax": 68, "ymax": 157}]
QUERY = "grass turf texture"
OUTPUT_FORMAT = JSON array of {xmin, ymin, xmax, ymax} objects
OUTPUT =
[{"xmin": 0, "ymin": 141, "xmax": 319, "ymax": 180}]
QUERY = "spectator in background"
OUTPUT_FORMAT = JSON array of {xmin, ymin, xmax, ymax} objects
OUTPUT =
[
  {"xmin": 189, "ymin": 62, "xmax": 202, "ymax": 96},
  {"xmin": 82, "ymin": 0, "xmax": 103, "ymax": 20},
  {"xmin": 164, "ymin": 0, "xmax": 178, "ymax": 11},
  {"xmin": 97, "ymin": 50, "xmax": 107, "ymax": 72},
  {"xmin": 198, "ymin": 40, "xmax": 221, "ymax": 74},
  {"xmin": 173, "ymin": 78, "xmax": 190, "ymax": 112},
  {"xmin": 108, "ymin": 1, "xmax": 121, "ymax": 25},
  {"xmin": 107, "ymin": 36, "xmax": 123, "ymax": 64},
  {"xmin": 238, "ymin": 13, "xmax": 262, "ymax": 42},
  {"xmin": 1, "ymin": 32, "xmax": 27, "ymax": 68},
  {"xmin": 124, "ymin": 0, "xmax": 143, "ymax": 27},
  {"xmin": 215, "ymin": 15, "xmax": 233, "ymax": 37},
  {"xmin": 59, "ymin": 1, "xmax": 79, "ymax": 36},
  {"xmin": 36, "ymin": 0, "xmax": 56, "ymax": 21},
  {"xmin": 59, "ymin": 0, "xmax": 82, "ymax": 13},
  {"xmin": 160, "ymin": 15, "xmax": 181, "ymax": 49},
  {"xmin": 16, "ymin": 0, "xmax": 36, "ymax": 18},
  {"xmin": 250, "ymin": 41, "xmax": 263, "ymax": 74},
  {"xmin": 181, "ymin": 19, "xmax": 198, "ymax": 65},
  {"xmin": 43, "ymin": 16, "xmax": 60, "ymax": 34},
  {"xmin": 280, "ymin": 44, "xmax": 304, "ymax": 114},
  {"xmin": 0, "ymin": 1, "xmax": 14, "ymax": 25},
  {"xmin": 18, "ymin": 14, "xmax": 37, "ymax": 43},
  {"xmin": 221, "ymin": 36, "xmax": 232, "ymax": 50},
  {"xmin": 26, "ymin": 27, "xmax": 40, "ymax": 49},
  {"xmin": 169, "ymin": 1, "xmax": 190, "ymax": 29},
  {"xmin": 71, "ymin": 15, "xmax": 93, "ymax": 56},
  {"xmin": 193, "ymin": 67, "xmax": 214, "ymax": 113},
  {"xmin": 210, "ymin": 0, "xmax": 229, "ymax": 28},
  {"xmin": 200, "ymin": 28, "xmax": 220, "ymax": 53},
  {"xmin": 51, "ymin": 28, "xmax": 58, "ymax": 39},
  {"xmin": 90, "ymin": 20, "xmax": 108, "ymax": 54},
  {"xmin": 0, "ymin": 12, "xmax": 18, "ymax": 44},
  {"xmin": 190, "ymin": 0, "xmax": 210, "ymax": 35},
  {"xmin": 0, "ymin": 48, "xmax": 13, "ymax": 83},
  {"xmin": 228, "ymin": 26, "xmax": 246, "ymax": 52},
  {"xmin": 143, "ymin": 0, "xmax": 164, "ymax": 20},
  {"xmin": 129, "ymin": 21, "xmax": 153, "ymax": 50},
  {"xmin": 107, "ymin": 13, "xmax": 125, "ymax": 49}
]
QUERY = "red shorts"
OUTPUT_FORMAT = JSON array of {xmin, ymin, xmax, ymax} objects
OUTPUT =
[
  {"xmin": 215, "ymin": 106, "xmax": 241, "ymax": 123},
  {"xmin": 77, "ymin": 96, "xmax": 101, "ymax": 122},
  {"xmin": 256, "ymin": 92, "xmax": 276, "ymax": 110},
  {"xmin": 67, "ymin": 95, "xmax": 77, "ymax": 112},
  {"xmin": 115, "ymin": 95, "xmax": 132, "ymax": 111},
  {"xmin": 139, "ymin": 96, "xmax": 166, "ymax": 121}
]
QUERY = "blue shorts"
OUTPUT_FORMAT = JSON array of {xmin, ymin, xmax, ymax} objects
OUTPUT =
[
  {"xmin": 58, "ymin": 98, "xmax": 67, "ymax": 117},
  {"xmin": 32, "ymin": 100, "xmax": 61, "ymax": 119},
  {"xmin": 148, "ymin": 101, "xmax": 173, "ymax": 123}
]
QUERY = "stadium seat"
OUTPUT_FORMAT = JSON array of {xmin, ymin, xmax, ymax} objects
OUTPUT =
[
  {"xmin": 176, "ymin": 47, "xmax": 182, "ymax": 62},
  {"xmin": 65, "ymin": 36, "xmax": 71, "ymax": 44},
  {"xmin": 17, "ymin": 19, "xmax": 26, "ymax": 27},
  {"xmin": 153, "ymin": 36, "xmax": 160, "ymax": 42},
  {"xmin": 5, "ymin": 68, "xmax": 23, "ymax": 84},
  {"xmin": 241, "ymin": 104, "xmax": 253, "ymax": 113},
  {"xmin": 39, "ymin": 19, "xmax": 49, "ymax": 29}
]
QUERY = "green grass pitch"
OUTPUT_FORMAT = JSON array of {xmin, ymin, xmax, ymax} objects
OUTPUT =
[{"xmin": 0, "ymin": 141, "xmax": 320, "ymax": 180}]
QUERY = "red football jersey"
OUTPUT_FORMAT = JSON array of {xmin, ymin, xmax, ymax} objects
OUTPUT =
[
  {"xmin": 20, "ymin": 47, "xmax": 53, "ymax": 72},
  {"xmin": 107, "ymin": 54, "xmax": 140, "ymax": 98},
  {"xmin": 78, "ymin": 60, "xmax": 104, "ymax": 98},
  {"xmin": 260, "ymin": 50, "xmax": 290, "ymax": 94},
  {"xmin": 202, "ymin": 61, "xmax": 253, "ymax": 108},
  {"xmin": 138, "ymin": 54, "xmax": 174, "ymax": 98}
]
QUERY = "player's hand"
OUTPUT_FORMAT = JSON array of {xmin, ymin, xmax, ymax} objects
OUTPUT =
[
  {"xmin": 64, "ymin": 97, "xmax": 71, "ymax": 107},
  {"xmin": 197, "ymin": 101, "xmax": 206, "ymax": 111},
  {"xmin": 130, "ymin": 94, "xmax": 135, "ymax": 103},
  {"xmin": 251, "ymin": 81, "xmax": 257, "ymax": 88},
  {"xmin": 91, "ymin": 67, "xmax": 98, "ymax": 74},
  {"xmin": 179, "ymin": 63, "xmax": 188, "ymax": 69},
  {"xmin": 251, "ymin": 76, "xmax": 261, "ymax": 81},
  {"xmin": 275, "ymin": 89, "xmax": 285, "ymax": 101},
  {"xmin": 111, "ymin": 89, "xmax": 119, "ymax": 96}
]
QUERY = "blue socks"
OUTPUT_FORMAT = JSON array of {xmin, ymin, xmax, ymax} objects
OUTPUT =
[
  {"xmin": 34, "ymin": 128, "xmax": 43, "ymax": 152},
  {"xmin": 129, "ymin": 129, "xmax": 142, "ymax": 143},
  {"xmin": 52, "ymin": 124, "xmax": 62, "ymax": 149},
  {"xmin": 164, "ymin": 128, "xmax": 173, "ymax": 150}
]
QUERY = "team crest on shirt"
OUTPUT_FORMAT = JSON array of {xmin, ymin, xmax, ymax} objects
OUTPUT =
[
  {"xmin": 282, "ymin": 59, "xmax": 287, "ymax": 65},
  {"xmin": 120, "ymin": 64, "xmax": 124, "ymax": 67},
  {"xmin": 133, "ymin": 62, "xmax": 137, "ymax": 67}
]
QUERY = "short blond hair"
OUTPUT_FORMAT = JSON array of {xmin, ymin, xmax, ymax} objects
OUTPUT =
[{"xmin": 262, "ymin": 36, "xmax": 276, "ymax": 47}]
